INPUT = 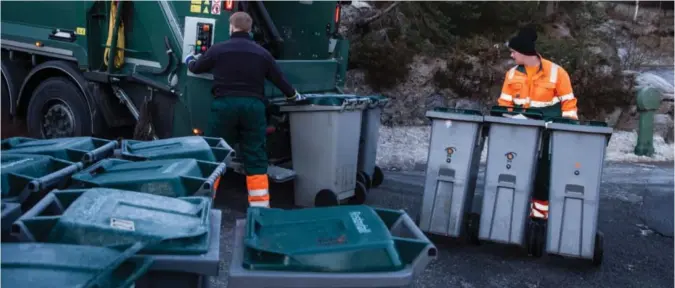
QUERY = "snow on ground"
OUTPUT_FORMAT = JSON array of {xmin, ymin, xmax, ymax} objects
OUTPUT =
[{"xmin": 376, "ymin": 126, "xmax": 674, "ymax": 170}]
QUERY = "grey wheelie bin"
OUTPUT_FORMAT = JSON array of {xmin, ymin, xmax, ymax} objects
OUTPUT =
[
  {"xmin": 12, "ymin": 188, "xmax": 222, "ymax": 288},
  {"xmin": 357, "ymin": 95, "xmax": 389, "ymax": 189},
  {"xmin": 1, "ymin": 153, "xmax": 83, "ymax": 212},
  {"xmin": 419, "ymin": 108, "xmax": 485, "ymax": 240},
  {"xmin": 1, "ymin": 242, "xmax": 154, "ymax": 288},
  {"xmin": 69, "ymin": 158, "xmax": 226, "ymax": 199},
  {"xmin": 541, "ymin": 119, "xmax": 613, "ymax": 266},
  {"xmin": 228, "ymin": 205, "xmax": 437, "ymax": 288},
  {"xmin": 1, "ymin": 136, "xmax": 118, "ymax": 166},
  {"xmin": 476, "ymin": 108, "xmax": 546, "ymax": 247},
  {"xmin": 117, "ymin": 136, "xmax": 234, "ymax": 164},
  {"xmin": 278, "ymin": 95, "xmax": 369, "ymax": 207}
]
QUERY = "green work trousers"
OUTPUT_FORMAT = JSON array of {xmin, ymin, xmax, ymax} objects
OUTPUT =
[{"xmin": 207, "ymin": 96, "xmax": 268, "ymax": 175}]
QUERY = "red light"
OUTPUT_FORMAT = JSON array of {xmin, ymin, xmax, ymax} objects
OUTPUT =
[
  {"xmin": 225, "ymin": 0, "xmax": 234, "ymax": 11},
  {"xmin": 201, "ymin": 46, "xmax": 207, "ymax": 52},
  {"xmin": 334, "ymin": 5, "xmax": 341, "ymax": 23}
]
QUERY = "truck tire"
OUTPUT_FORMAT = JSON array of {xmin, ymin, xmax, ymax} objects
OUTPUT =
[{"xmin": 26, "ymin": 77, "xmax": 92, "ymax": 138}]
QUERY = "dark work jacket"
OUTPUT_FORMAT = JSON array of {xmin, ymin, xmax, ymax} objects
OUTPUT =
[{"xmin": 187, "ymin": 32, "xmax": 295, "ymax": 100}]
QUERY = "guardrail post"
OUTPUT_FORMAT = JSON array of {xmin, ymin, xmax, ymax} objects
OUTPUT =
[{"xmin": 634, "ymin": 87, "xmax": 661, "ymax": 156}]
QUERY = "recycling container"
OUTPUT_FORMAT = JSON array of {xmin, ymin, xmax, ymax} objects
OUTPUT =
[
  {"xmin": 70, "ymin": 158, "xmax": 226, "ymax": 198},
  {"xmin": 12, "ymin": 188, "xmax": 223, "ymax": 288},
  {"xmin": 279, "ymin": 95, "xmax": 369, "ymax": 207},
  {"xmin": 419, "ymin": 108, "xmax": 485, "ymax": 239},
  {"xmin": 2, "ymin": 202, "xmax": 21, "ymax": 242},
  {"xmin": 1, "ymin": 242, "xmax": 153, "ymax": 288},
  {"xmin": 228, "ymin": 206, "xmax": 437, "ymax": 288},
  {"xmin": 118, "ymin": 136, "xmax": 234, "ymax": 164},
  {"xmin": 12, "ymin": 188, "xmax": 212, "ymax": 255},
  {"xmin": 357, "ymin": 95, "xmax": 389, "ymax": 189},
  {"xmin": 1, "ymin": 136, "xmax": 118, "ymax": 165},
  {"xmin": 478, "ymin": 109, "xmax": 546, "ymax": 246},
  {"xmin": 544, "ymin": 119, "xmax": 613, "ymax": 266},
  {"xmin": 1, "ymin": 153, "xmax": 83, "ymax": 211}
]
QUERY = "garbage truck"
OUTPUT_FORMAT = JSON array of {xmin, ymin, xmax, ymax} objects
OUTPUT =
[{"xmin": 1, "ymin": 1, "xmax": 387, "ymax": 206}]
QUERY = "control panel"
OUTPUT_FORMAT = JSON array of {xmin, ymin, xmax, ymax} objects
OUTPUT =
[{"xmin": 182, "ymin": 16, "xmax": 216, "ymax": 79}]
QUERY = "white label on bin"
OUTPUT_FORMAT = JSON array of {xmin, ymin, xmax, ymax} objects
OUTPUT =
[
  {"xmin": 445, "ymin": 120, "xmax": 452, "ymax": 128},
  {"xmin": 349, "ymin": 211, "xmax": 371, "ymax": 234},
  {"xmin": 110, "ymin": 218, "xmax": 136, "ymax": 231}
]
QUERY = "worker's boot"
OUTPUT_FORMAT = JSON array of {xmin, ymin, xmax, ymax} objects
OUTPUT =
[
  {"xmin": 246, "ymin": 174, "xmax": 270, "ymax": 208},
  {"xmin": 529, "ymin": 199, "xmax": 549, "ymax": 220}
]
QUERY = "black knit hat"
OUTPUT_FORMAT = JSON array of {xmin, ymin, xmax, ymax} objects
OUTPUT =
[{"xmin": 508, "ymin": 27, "xmax": 538, "ymax": 56}]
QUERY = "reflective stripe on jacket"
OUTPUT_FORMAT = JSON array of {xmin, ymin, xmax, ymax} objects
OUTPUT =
[{"xmin": 498, "ymin": 57, "xmax": 578, "ymax": 119}]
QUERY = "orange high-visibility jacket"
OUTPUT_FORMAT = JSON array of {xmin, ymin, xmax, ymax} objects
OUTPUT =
[{"xmin": 498, "ymin": 56, "xmax": 578, "ymax": 119}]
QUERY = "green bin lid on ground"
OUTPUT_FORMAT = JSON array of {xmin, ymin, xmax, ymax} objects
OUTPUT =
[
  {"xmin": 16, "ymin": 188, "xmax": 211, "ymax": 255},
  {"xmin": 1, "ymin": 154, "xmax": 81, "ymax": 202},
  {"xmin": 71, "ymin": 158, "xmax": 224, "ymax": 198},
  {"xmin": 242, "ymin": 205, "xmax": 405, "ymax": 273},
  {"xmin": 1, "ymin": 242, "xmax": 152, "ymax": 288},
  {"xmin": 119, "ymin": 136, "xmax": 234, "ymax": 163},
  {"xmin": 1, "ymin": 136, "xmax": 117, "ymax": 164}
]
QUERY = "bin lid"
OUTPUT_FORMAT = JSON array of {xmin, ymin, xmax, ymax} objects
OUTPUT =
[
  {"xmin": 1, "ymin": 137, "xmax": 105, "ymax": 162},
  {"xmin": 71, "ymin": 158, "xmax": 209, "ymax": 198},
  {"xmin": 278, "ymin": 94, "xmax": 368, "ymax": 112},
  {"xmin": 243, "ymin": 206, "xmax": 405, "ymax": 273},
  {"xmin": 546, "ymin": 118, "xmax": 614, "ymax": 135},
  {"xmin": 1, "ymin": 154, "xmax": 52, "ymax": 197},
  {"xmin": 1, "ymin": 242, "xmax": 152, "ymax": 288},
  {"xmin": 120, "ymin": 136, "xmax": 231, "ymax": 163},
  {"xmin": 44, "ymin": 188, "xmax": 211, "ymax": 255},
  {"xmin": 425, "ymin": 107, "xmax": 484, "ymax": 122}
]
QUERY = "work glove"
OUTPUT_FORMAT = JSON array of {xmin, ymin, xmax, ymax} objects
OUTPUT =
[
  {"xmin": 286, "ymin": 91, "xmax": 306, "ymax": 102},
  {"xmin": 184, "ymin": 53, "xmax": 201, "ymax": 64}
]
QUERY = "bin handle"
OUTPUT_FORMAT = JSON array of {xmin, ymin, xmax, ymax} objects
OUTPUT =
[
  {"xmin": 198, "ymin": 162, "xmax": 227, "ymax": 198},
  {"xmin": 22, "ymin": 162, "xmax": 83, "ymax": 203},
  {"xmin": 390, "ymin": 212, "xmax": 438, "ymax": 276},
  {"xmin": 83, "ymin": 141, "xmax": 118, "ymax": 164},
  {"xmin": 82, "ymin": 242, "xmax": 155, "ymax": 288}
]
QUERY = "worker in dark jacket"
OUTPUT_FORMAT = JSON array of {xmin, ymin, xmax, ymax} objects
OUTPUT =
[{"xmin": 185, "ymin": 11, "xmax": 304, "ymax": 208}]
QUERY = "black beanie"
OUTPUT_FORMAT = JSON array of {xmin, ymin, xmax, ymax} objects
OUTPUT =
[{"xmin": 508, "ymin": 27, "xmax": 538, "ymax": 56}]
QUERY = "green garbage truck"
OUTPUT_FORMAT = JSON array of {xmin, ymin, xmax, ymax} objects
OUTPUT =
[
  {"xmin": 1, "ymin": 1, "xmax": 388, "ymax": 204},
  {"xmin": 1, "ymin": 0, "xmax": 350, "ymax": 140}
]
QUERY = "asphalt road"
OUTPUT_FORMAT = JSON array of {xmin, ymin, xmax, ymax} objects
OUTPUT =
[{"xmin": 210, "ymin": 161, "xmax": 674, "ymax": 288}]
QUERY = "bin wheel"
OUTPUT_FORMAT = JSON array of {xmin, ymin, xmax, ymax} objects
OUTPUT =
[
  {"xmin": 315, "ymin": 189, "xmax": 339, "ymax": 207},
  {"xmin": 348, "ymin": 181, "xmax": 368, "ymax": 205},
  {"xmin": 527, "ymin": 219, "xmax": 546, "ymax": 258},
  {"xmin": 372, "ymin": 166, "xmax": 384, "ymax": 188},
  {"xmin": 357, "ymin": 171, "xmax": 372, "ymax": 190},
  {"xmin": 592, "ymin": 231, "xmax": 604, "ymax": 266},
  {"xmin": 467, "ymin": 213, "xmax": 481, "ymax": 245}
]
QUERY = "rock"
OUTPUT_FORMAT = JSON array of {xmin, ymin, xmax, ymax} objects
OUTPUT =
[
  {"xmin": 453, "ymin": 99, "xmax": 482, "ymax": 111},
  {"xmin": 654, "ymin": 113, "xmax": 674, "ymax": 143},
  {"xmin": 544, "ymin": 22, "xmax": 573, "ymax": 40},
  {"xmin": 425, "ymin": 93, "xmax": 447, "ymax": 110},
  {"xmin": 605, "ymin": 107, "xmax": 624, "ymax": 127}
]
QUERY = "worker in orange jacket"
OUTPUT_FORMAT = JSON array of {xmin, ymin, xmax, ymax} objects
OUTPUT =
[{"xmin": 498, "ymin": 27, "xmax": 579, "ymax": 221}]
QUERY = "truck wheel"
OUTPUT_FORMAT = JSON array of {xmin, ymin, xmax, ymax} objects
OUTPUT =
[{"xmin": 26, "ymin": 77, "xmax": 92, "ymax": 138}]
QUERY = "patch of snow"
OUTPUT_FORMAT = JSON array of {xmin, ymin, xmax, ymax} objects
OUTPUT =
[
  {"xmin": 635, "ymin": 72, "xmax": 674, "ymax": 100},
  {"xmin": 350, "ymin": 1, "xmax": 371, "ymax": 9},
  {"xmin": 376, "ymin": 126, "xmax": 674, "ymax": 170}
]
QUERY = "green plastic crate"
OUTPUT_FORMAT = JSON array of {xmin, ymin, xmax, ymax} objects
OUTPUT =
[
  {"xmin": 70, "ymin": 158, "xmax": 226, "ymax": 198},
  {"xmin": 1, "ymin": 153, "xmax": 83, "ymax": 209},
  {"xmin": 12, "ymin": 188, "xmax": 212, "ymax": 255},
  {"xmin": 243, "ymin": 205, "xmax": 435, "ymax": 273},
  {"xmin": 1, "ymin": 136, "xmax": 118, "ymax": 165},
  {"xmin": 118, "ymin": 136, "xmax": 234, "ymax": 163},
  {"xmin": 1, "ymin": 242, "xmax": 153, "ymax": 288}
]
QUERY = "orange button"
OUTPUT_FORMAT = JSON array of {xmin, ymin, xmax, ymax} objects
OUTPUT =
[{"xmin": 203, "ymin": 25, "xmax": 210, "ymax": 32}]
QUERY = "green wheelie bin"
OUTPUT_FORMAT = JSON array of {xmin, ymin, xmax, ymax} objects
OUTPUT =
[{"xmin": 1, "ymin": 136, "xmax": 118, "ymax": 166}]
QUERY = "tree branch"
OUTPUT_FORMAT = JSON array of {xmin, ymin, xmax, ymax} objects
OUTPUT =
[{"xmin": 357, "ymin": 2, "xmax": 401, "ymax": 28}]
